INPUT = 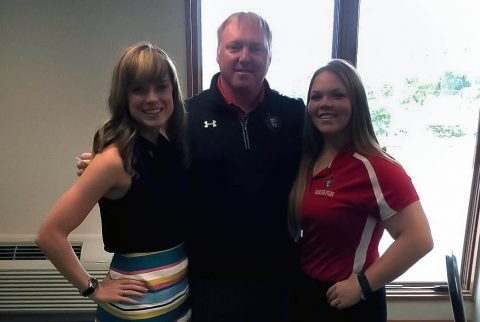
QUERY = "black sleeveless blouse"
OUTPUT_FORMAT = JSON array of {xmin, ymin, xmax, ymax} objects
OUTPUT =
[{"xmin": 99, "ymin": 134, "xmax": 187, "ymax": 253}]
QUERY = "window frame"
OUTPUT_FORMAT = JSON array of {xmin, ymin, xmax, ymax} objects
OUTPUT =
[
  {"xmin": 184, "ymin": 0, "xmax": 480, "ymax": 298},
  {"xmin": 185, "ymin": 0, "xmax": 202, "ymax": 97}
]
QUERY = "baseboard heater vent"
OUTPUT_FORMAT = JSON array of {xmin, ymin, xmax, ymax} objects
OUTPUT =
[
  {"xmin": 0, "ymin": 244, "xmax": 81, "ymax": 260},
  {"xmin": 0, "ymin": 239, "xmax": 111, "ymax": 312},
  {"xmin": 0, "ymin": 269, "xmax": 107, "ymax": 312}
]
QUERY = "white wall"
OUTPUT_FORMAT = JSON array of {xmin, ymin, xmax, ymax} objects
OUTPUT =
[
  {"xmin": 0, "ymin": 0, "xmax": 186, "ymax": 238},
  {"xmin": 0, "ymin": 0, "xmax": 475, "ymax": 320}
]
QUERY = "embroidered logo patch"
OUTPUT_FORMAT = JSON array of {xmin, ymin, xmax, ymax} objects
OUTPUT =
[
  {"xmin": 265, "ymin": 113, "xmax": 281, "ymax": 132},
  {"xmin": 204, "ymin": 120, "xmax": 217, "ymax": 128}
]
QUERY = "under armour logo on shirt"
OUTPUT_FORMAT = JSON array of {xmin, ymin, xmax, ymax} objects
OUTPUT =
[{"xmin": 204, "ymin": 120, "xmax": 217, "ymax": 128}]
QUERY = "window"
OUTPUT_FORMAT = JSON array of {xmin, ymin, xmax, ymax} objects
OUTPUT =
[
  {"xmin": 357, "ymin": 0, "xmax": 480, "ymax": 282},
  {"xmin": 357, "ymin": 0, "xmax": 480, "ymax": 285},
  {"xmin": 200, "ymin": 0, "xmax": 333, "ymax": 100},
  {"xmin": 186, "ymin": 0, "xmax": 480, "ymax": 293}
]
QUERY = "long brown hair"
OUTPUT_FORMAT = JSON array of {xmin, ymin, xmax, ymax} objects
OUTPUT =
[
  {"xmin": 288, "ymin": 59, "xmax": 390, "ymax": 241},
  {"xmin": 92, "ymin": 42, "xmax": 186, "ymax": 174}
]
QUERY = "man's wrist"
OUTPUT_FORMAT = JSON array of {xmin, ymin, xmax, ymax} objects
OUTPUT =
[{"xmin": 356, "ymin": 272, "xmax": 372, "ymax": 300}]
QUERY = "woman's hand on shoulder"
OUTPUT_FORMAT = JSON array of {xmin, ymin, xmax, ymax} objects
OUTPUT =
[{"xmin": 76, "ymin": 145, "xmax": 129, "ymax": 197}]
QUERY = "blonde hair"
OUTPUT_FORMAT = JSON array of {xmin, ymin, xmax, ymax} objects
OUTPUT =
[
  {"xmin": 288, "ymin": 59, "xmax": 393, "ymax": 240},
  {"xmin": 217, "ymin": 12, "xmax": 272, "ymax": 58},
  {"xmin": 93, "ymin": 41, "xmax": 185, "ymax": 174}
]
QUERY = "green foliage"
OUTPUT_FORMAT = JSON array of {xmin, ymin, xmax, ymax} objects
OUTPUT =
[
  {"xmin": 401, "ymin": 78, "xmax": 436, "ymax": 106},
  {"xmin": 365, "ymin": 85, "xmax": 376, "ymax": 100},
  {"xmin": 382, "ymin": 83, "xmax": 394, "ymax": 97},
  {"xmin": 371, "ymin": 107, "xmax": 391, "ymax": 136},
  {"xmin": 428, "ymin": 124, "xmax": 466, "ymax": 138},
  {"xmin": 435, "ymin": 72, "xmax": 471, "ymax": 95}
]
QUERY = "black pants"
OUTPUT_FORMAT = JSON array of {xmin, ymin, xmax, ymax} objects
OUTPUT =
[
  {"xmin": 189, "ymin": 277, "xmax": 293, "ymax": 322},
  {"xmin": 293, "ymin": 271, "xmax": 387, "ymax": 322}
]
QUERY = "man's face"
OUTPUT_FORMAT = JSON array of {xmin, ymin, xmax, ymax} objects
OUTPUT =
[{"xmin": 216, "ymin": 20, "xmax": 271, "ymax": 95}]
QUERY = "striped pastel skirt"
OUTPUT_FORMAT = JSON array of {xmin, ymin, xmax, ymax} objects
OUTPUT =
[{"xmin": 96, "ymin": 243, "xmax": 191, "ymax": 322}]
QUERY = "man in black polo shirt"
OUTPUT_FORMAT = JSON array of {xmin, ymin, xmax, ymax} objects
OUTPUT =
[{"xmin": 185, "ymin": 12, "xmax": 305, "ymax": 322}]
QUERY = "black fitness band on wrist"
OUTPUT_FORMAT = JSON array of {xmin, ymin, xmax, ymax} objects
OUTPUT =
[{"xmin": 356, "ymin": 272, "xmax": 372, "ymax": 300}]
